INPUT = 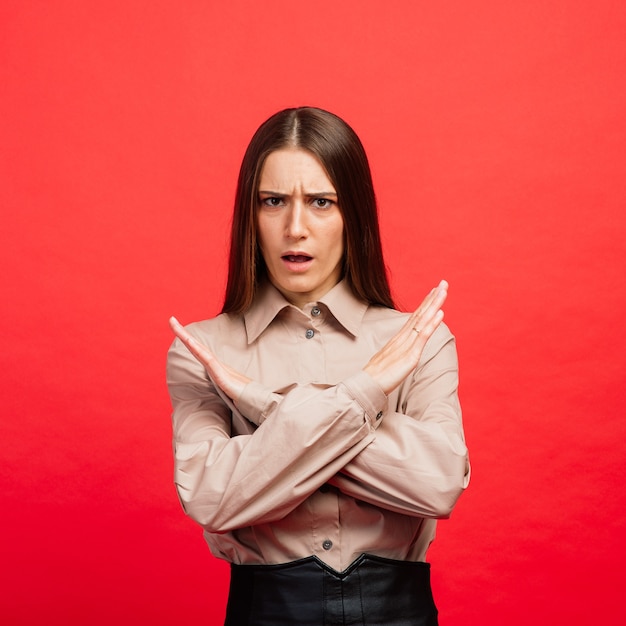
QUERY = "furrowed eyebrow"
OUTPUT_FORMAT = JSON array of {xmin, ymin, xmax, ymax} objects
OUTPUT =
[
  {"xmin": 307, "ymin": 192, "xmax": 337, "ymax": 198},
  {"xmin": 258, "ymin": 190, "xmax": 337, "ymax": 197}
]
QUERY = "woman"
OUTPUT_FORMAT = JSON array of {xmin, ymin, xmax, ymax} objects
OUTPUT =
[{"xmin": 167, "ymin": 107, "xmax": 469, "ymax": 625}]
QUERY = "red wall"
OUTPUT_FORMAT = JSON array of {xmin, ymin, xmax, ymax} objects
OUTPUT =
[{"xmin": 2, "ymin": 1, "xmax": 625, "ymax": 624}]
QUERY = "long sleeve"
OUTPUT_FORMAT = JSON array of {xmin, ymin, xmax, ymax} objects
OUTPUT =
[
  {"xmin": 167, "ymin": 330, "xmax": 388, "ymax": 534},
  {"xmin": 166, "ymin": 281, "xmax": 469, "ymax": 570},
  {"xmin": 328, "ymin": 328, "xmax": 470, "ymax": 518}
]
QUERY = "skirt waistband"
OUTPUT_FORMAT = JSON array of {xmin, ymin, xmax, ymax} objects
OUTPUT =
[{"xmin": 225, "ymin": 553, "xmax": 438, "ymax": 626}]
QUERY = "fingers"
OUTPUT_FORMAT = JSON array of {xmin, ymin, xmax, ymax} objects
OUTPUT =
[
  {"xmin": 363, "ymin": 281, "xmax": 449, "ymax": 395},
  {"xmin": 169, "ymin": 316, "xmax": 211, "ymax": 365},
  {"xmin": 169, "ymin": 316, "xmax": 251, "ymax": 400},
  {"xmin": 169, "ymin": 316, "xmax": 225, "ymax": 379},
  {"xmin": 379, "ymin": 281, "xmax": 448, "ymax": 356},
  {"xmin": 416, "ymin": 280, "xmax": 447, "ymax": 317},
  {"xmin": 395, "ymin": 281, "xmax": 448, "ymax": 358},
  {"xmin": 402, "ymin": 280, "xmax": 448, "ymax": 340},
  {"xmin": 416, "ymin": 281, "xmax": 447, "ymax": 330}
]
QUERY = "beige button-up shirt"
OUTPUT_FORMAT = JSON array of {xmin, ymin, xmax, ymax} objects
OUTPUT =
[{"xmin": 167, "ymin": 281, "xmax": 469, "ymax": 572}]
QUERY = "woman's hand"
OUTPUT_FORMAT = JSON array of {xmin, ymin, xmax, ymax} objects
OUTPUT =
[
  {"xmin": 363, "ymin": 280, "xmax": 449, "ymax": 395},
  {"xmin": 169, "ymin": 317, "xmax": 251, "ymax": 401}
]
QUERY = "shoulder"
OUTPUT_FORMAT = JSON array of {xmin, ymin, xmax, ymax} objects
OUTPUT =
[
  {"xmin": 364, "ymin": 305, "xmax": 409, "ymax": 324},
  {"xmin": 167, "ymin": 312, "xmax": 246, "ymax": 363},
  {"xmin": 362, "ymin": 304, "xmax": 456, "ymax": 356},
  {"xmin": 183, "ymin": 313, "xmax": 244, "ymax": 341},
  {"xmin": 356, "ymin": 305, "xmax": 407, "ymax": 349}
]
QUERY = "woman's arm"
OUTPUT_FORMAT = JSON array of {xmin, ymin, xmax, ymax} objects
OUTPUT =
[
  {"xmin": 321, "ymin": 280, "xmax": 468, "ymax": 518},
  {"xmin": 227, "ymin": 324, "xmax": 469, "ymax": 521},
  {"xmin": 167, "ymin": 329, "xmax": 385, "ymax": 534},
  {"xmin": 328, "ymin": 328, "xmax": 470, "ymax": 518},
  {"xmin": 167, "ymin": 281, "xmax": 463, "ymax": 532}
]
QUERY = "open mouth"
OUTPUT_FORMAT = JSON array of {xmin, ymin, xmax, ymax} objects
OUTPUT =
[{"xmin": 282, "ymin": 254, "xmax": 313, "ymax": 263}]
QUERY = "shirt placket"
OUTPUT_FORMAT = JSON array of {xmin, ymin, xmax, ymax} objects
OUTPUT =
[{"xmin": 295, "ymin": 304, "xmax": 342, "ymax": 569}]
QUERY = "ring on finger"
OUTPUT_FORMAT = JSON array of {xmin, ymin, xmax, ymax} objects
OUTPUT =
[{"xmin": 412, "ymin": 327, "xmax": 421, "ymax": 335}]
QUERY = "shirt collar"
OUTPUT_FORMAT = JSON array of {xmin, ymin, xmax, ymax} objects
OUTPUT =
[
  {"xmin": 243, "ymin": 280, "xmax": 369, "ymax": 344},
  {"xmin": 319, "ymin": 280, "xmax": 369, "ymax": 338}
]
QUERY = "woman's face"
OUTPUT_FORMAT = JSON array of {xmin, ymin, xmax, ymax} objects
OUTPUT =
[{"xmin": 257, "ymin": 148, "xmax": 344, "ymax": 309}]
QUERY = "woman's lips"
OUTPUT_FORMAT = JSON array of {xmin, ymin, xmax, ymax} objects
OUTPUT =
[{"xmin": 281, "ymin": 254, "xmax": 313, "ymax": 272}]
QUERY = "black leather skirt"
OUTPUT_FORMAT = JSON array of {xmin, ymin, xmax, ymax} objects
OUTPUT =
[{"xmin": 224, "ymin": 553, "xmax": 438, "ymax": 626}]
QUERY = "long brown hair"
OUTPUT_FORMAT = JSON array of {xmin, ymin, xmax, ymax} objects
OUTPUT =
[{"xmin": 222, "ymin": 107, "xmax": 394, "ymax": 314}]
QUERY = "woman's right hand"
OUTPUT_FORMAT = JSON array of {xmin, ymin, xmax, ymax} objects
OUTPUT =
[
  {"xmin": 363, "ymin": 280, "xmax": 448, "ymax": 395},
  {"xmin": 169, "ymin": 316, "xmax": 251, "ymax": 402}
]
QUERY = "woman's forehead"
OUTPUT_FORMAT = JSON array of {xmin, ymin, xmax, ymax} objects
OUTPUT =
[{"xmin": 259, "ymin": 149, "xmax": 335, "ymax": 195}]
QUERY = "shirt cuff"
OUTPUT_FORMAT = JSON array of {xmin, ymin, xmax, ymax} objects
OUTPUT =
[
  {"xmin": 342, "ymin": 370, "xmax": 388, "ymax": 429},
  {"xmin": 235, "ymin": 381, "xmax": 281, "ymax": 426}
]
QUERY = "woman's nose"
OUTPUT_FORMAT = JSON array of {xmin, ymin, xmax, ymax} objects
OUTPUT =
[{"xmin": 285, "ymin": 203, "xmax": 308, "ymax": 239}]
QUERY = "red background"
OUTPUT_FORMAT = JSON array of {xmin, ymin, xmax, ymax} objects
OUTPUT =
[{"xmin": 2, "ymin": 1, "xmax": 625, "ymax": 624}]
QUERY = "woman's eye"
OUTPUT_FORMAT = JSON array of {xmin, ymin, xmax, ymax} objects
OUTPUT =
[
  {"xmin": 262, "ymin": 197, "xmax": 283, "ymax": 207},
  {"xmin": 313, "ymin": 198, "xmax": 332, "ymax": 209}
]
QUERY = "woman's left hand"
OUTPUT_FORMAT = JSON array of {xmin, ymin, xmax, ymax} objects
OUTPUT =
[
  {"xmin": 363, "ymin": 280, "xmax": 448, "ymax": 395},
  {"xmin": 169, "ymin": 316, "xmax": 251, "ymax": 401}
]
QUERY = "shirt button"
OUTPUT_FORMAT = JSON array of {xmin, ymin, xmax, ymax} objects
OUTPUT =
[
  {"xmin": 322, "ymin": 539, "xmax": 333, "ymax": 550},
  {"xmin": 376, "ymin": 411, "xmax": 383, "ymax": 420},
  {"xmin": 311, "ymin": 306, "xmax": 321, "ymax": 317},
  {"xmin": 305, "ymin": 329, "xmax": 315, "ymax": 339}
]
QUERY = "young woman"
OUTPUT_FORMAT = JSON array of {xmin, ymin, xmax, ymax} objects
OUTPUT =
[{"xmin": 167, "ymin": 107, "xmax": 469, "ymax": 625}]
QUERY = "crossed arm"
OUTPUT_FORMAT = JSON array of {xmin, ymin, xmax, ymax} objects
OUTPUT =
[{"xmin": 167, "ymin": 281, "xmax": 468, "ymax": 532}]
